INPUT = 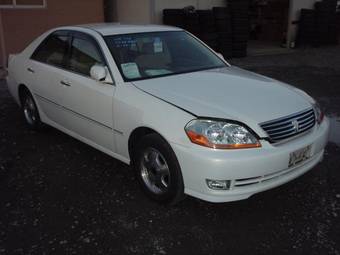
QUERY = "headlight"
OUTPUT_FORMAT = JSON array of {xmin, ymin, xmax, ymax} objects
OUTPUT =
[
  {"xmin": 185, "ymin": 119, "xmax": 261, "ymax": 149},
  {"xmin": 313, "ymin": 102, "xmax": 324, "ymax": 124}
]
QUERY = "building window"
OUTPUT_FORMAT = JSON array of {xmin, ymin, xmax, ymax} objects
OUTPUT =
[{"xmin": 0, "ymin": 0, "xmax": 46, "ymax": 8}]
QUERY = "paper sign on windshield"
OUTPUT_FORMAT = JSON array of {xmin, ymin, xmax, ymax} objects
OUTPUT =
[
  {"xmin": 154, "ymin": 37, "xmax": 163, "ymax": 53},
  {"xmin": 121, "ymin": 63, "xmax": 141, "ymax": 79}
]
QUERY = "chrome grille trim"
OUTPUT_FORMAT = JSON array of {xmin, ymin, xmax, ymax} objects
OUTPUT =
[
  {"xmin": 261, "ymin": 109, "xmax": 314, "ymax": 128},
  {"xmin": 268, "ymin": 126, "xmax": 295, "ymax": 136},
  {"xmin": 265, "ymin": 122, "xmax": 292, "ymax": 133},
  {"xmin": 260, "ymin": 108, "xmax": 315, "ymax": 143},
  {"xmin": 300, "ymin": 115, "xmax": 315, "ymax": 124}
]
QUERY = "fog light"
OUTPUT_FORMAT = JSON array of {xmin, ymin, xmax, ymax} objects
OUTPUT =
[{"xmin": 206, "ymin": 179, "xmax": 231, "ymax": 190}]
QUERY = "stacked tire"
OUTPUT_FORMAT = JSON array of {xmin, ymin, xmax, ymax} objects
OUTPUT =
[
  {"xmin": 297, "ymin": 9, "xmax": 317, "ymax": 47},
  {"xmin": 315, "ymin": 0, "xmax": 338, "ymax": 45},
  {"xmin": 197, "ymin": 10, "xmax": 218, "ymax": 50},
  {"xmin": 213, "ymin": 7, "xmax": 232, "ymax": 58},
  {"xmin": 163, "ymin": 9, "xmax": 185, "ymax": 29},
  {"xmin": 297, "ymin": 0, "xmax": 338, "ymax": 47},
  {"xmin": 229, "ymin": 0, "xmax": 250, "ymax": 58},
  {"xmin": 337, "ymin": 12, "xmax": 340, "ymax": 42},
  {"xmin": 163, "ymin": 4, "xmax": 251, "ymax": 59},
  {"xmin": 163, "ymin": 8, "xmax": 200, "ymax": 36},
  {"xmin": 184, "ymin": 11, "xmax": 201, "ymax": 36}
]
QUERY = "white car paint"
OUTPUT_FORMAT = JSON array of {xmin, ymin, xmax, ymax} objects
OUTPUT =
[
  {"xmin": 132, "ymin": 66, "xmax": 313, "ymax": 136},
  {"xmin": 6, "ymin": 24, "xmax": 330, "ymax": 203}
]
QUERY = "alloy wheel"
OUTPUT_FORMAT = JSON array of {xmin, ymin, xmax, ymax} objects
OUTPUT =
[
  {"xmin": 23, "ymin": 95, "xmax": 37, "ymax": 125},
  {"xmin": 140, "ymin": 147, "xmax": 171, "ymax": 195}
]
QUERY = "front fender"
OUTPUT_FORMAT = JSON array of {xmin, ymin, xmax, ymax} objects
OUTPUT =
[{"xmin": 113, "ymin": 82, "xmax": 195, "ymax": 161}]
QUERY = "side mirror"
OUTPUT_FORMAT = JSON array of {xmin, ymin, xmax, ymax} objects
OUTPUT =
[
  {"xmin": 90, "ymin": 64, "xmax": 107, "ymax": 81},
  {"xmin": 216, "ymin": 53, "xmax": 225, "ymax": 60},
  {"xmin": 90, "ymin": 64, "xmax": 114, "ymax": 84}
]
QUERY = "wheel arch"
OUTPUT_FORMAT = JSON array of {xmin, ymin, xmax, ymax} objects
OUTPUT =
[
  {"xmin": 18, "ymin": 84, "xmax": 31, "ymax": 106},
  {"xmin": 128, "ymin": 126, "xmax": 170, "ymax": 165}
]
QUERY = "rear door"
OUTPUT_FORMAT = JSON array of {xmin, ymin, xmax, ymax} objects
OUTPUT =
[
  {"xmin": 29, "ymin": 31, "xmax": 71, "ymax": 124},
  {"xmin": 60, "ymin": 31, "xmax": 115, "ymax": 151}
]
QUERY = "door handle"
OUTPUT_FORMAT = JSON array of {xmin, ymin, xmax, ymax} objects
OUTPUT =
[
  {"xmin": 27, "ymin": 67, "xmax": 35, "ymax": 73},
  {"xmin": 60, "ymin": 80, "xmax": 71, "ymax": 87}
]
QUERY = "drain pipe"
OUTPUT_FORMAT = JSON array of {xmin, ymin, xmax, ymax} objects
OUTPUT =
[
  {"xmin": 0, "ymin": 10, "xmax": 6, "ymax": 69},
  {"xmin": 104, "ymin": 0, "xmax": 117, "ymax": 22}
]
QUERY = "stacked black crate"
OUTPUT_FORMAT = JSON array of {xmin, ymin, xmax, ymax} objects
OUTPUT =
[
  {"xmin": 315, "ymin": 0, "xmax": 338, "ymax": 45},
  {"xmin": 229, "ymin": 0, "xmax": 250, "ymax": 58},
  {"xmin": 197, "ymin": 10, "xmax": 218, "ymax": 51},
  {"xmin": 213, "ymin": 7, "xmax": 233, "ymax": 58},
  {"xmin": 297, "ymin": 9, "xmax": 317, "ymax": 47}
]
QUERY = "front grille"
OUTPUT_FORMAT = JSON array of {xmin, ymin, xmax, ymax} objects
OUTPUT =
[{"xmin": 260, "ymin": 108, "xmax": 315, "ymax": 143}]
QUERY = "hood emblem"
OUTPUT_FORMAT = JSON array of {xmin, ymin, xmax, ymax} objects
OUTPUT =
[{"xmin": 292, "ymin": 120, "xmax": 300, "ymax": 133}]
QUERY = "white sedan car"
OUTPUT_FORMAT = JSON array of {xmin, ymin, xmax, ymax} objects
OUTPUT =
[{"xmin": 7, "ymin": 24, "xmax": 329, "ymax": 204}]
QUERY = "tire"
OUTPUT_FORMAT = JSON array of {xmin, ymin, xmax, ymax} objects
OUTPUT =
[
  {"xmin": 184, "ymin": 13, "xmax": 199, "ymax": 23},
  {"xmin": 185, "ymin": 26, "xmax": 200, "ymax": 35},
  {"xmin": 21, "ymin": 89, "xmax": 44, "ymax": 131},
  {"xmin": 232, "ymin": 37, "xmax": 249, "ymax": 43},
  {"xmin": 163, "ymin": 16, "xmax": 184, "ymax": 26},
  {"xmin": 163, "ymin": 9, "xmax": 183, "ymax": 16},
  {"xmin": 197, "ymin": 10, "xmax": 215, "ymax": 23},
  {"xmin": 232, "ymin": 49, "xmax": 247, "ymax": 58},
  {"xmin": 232, "ymin": 45, "xmax": 248, "ymax": 51},
  {"xmin": 215, "ymin": 21, "xmax": 232, "ymax": 33},
  {"xmin": 218, "ymin": 32, "xmax": 232, "ymax": 39},
  {"xmin": 199, "ymin": 24, "xmax": 216, "ymax": 33},
  {"xmin": 213, "ymin": 7, "xmax": 230, "ymax": 20},
  {"xmin": 199, "ymin": 33, "xmax": 218, "ymax": 41},
  {"xmin": 134, "ymin": 133, "xmax": 185, "ymax": 205}
]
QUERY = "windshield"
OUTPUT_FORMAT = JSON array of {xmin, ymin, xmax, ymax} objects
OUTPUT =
[{"xmin": 104, "ymin": 31, "xmax": 226, "ymax": 81}]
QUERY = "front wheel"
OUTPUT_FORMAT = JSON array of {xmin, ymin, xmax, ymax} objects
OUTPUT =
[{"xmin": 134, "ymin": 134, "xmax": 185, "ymax": 205}]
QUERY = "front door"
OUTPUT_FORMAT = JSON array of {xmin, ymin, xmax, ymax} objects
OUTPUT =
[{"xmin": 60, "ymin": 32, "xmax": 115, "ymax": 151}]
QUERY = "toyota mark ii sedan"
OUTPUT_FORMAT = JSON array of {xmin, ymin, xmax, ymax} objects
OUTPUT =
[{"xmin": 7, "ymin": 24, "xmax": 330, "ymax": 204}]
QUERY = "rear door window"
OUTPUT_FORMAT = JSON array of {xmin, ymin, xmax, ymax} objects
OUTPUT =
[{"xmin": 31, "ymin": 33, "xmax": 69, "ymax": 67}]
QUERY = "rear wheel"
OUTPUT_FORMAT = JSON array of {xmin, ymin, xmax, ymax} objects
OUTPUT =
[
  {"xmin": 134, "ymin": 134, "xmax": 185, "ymax": 205},
  {"xmin": 21, "ymin": 90, "xmax": 44, "ymax": 130}
]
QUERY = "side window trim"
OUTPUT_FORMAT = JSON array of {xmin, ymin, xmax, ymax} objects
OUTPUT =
[{"xmin": 31, "ymin": 29, "xmax": 115, "ymax": 85}]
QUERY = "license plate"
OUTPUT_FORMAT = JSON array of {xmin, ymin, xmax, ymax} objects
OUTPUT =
[{"xmin": 289, "ymin": 145, "xmax": 312, "ymax": 167}]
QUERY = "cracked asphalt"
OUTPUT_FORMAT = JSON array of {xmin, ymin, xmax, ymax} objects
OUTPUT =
[{"xmin": 0, "ymin": 47, "xmax": 340, "ymax": 255}]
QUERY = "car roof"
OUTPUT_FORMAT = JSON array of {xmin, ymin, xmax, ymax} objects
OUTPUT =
[{"xmin": 75, "ymin": 23, "xmax": 183, "ymax": 36}]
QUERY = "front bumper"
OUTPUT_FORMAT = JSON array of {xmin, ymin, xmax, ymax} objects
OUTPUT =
[{"xmin": 171, "ymin": 117, "xmax": 330, "ymax": 203}]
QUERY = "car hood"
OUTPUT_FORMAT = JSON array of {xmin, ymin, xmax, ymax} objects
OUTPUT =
[{"xmin": 132, "ymin": 67, "xmax": 312, "ymax": 132}]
